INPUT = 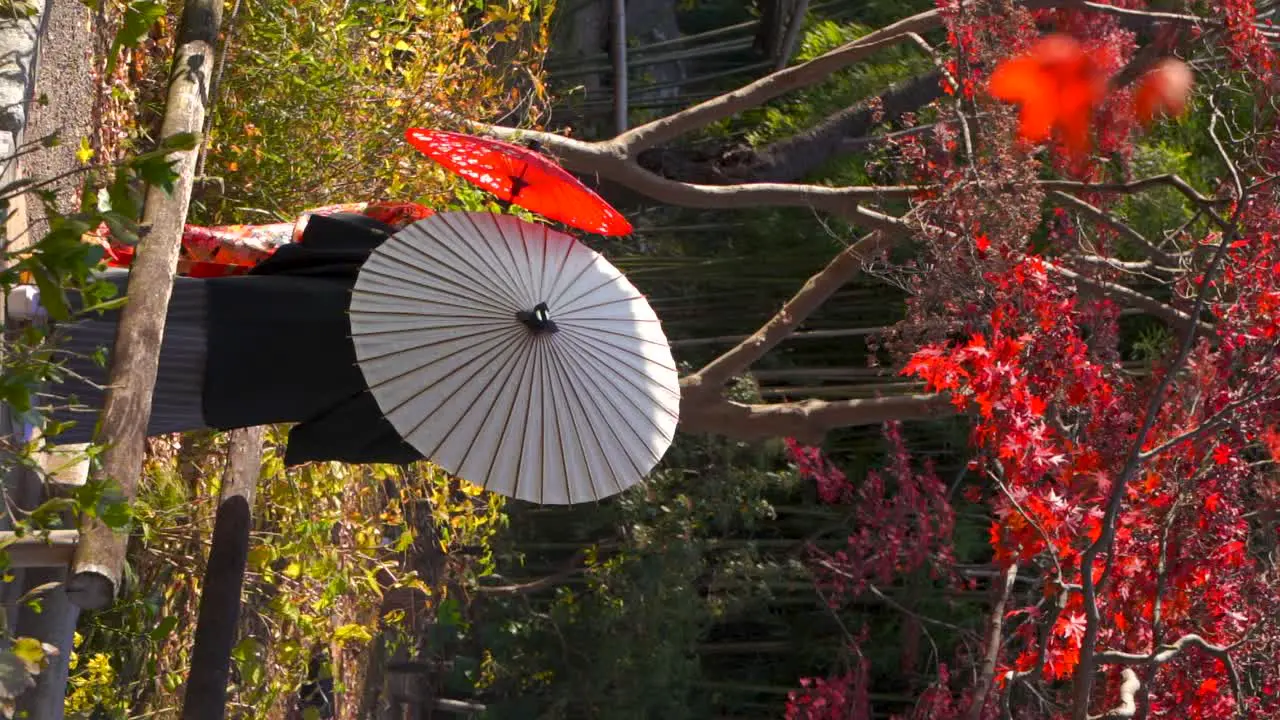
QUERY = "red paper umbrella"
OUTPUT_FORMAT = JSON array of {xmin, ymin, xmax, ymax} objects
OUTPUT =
[{"xmin": 404, "ymin": 128, "xmax": 633, "ymax": 236}]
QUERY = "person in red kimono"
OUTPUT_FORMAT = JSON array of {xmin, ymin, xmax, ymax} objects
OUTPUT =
[{"xmin": 9, "ymin": 201, "xmax": 438, "ymax": 466}]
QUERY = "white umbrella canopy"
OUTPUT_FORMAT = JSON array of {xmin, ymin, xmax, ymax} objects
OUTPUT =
[{"xmin": 349, "ymin": 211, "xmax": 681, "ymax": 504}]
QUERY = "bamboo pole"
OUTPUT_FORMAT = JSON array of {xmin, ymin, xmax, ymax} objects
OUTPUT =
[
  {"xmin": 66, "ymin": 0, "xmax": 222, "ymax": 610},
  {"xmin": 0, "ymin": 530, "xmax": 78, "ymax": 567},
  {"xmin": 610, "ymin": 0, "xmax": 627, "ymax": 134},
  {"xmin": 180, "ymin": 426, "xmax": 264, "ymax": 720}
]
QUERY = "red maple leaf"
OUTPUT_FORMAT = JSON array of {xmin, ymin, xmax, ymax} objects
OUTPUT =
[{"xmin": 988, "ymin": 34, "xmax": 1110, "ymax": 158}]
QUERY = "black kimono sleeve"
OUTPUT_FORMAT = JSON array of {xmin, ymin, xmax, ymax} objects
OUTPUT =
[{"xmin": 204, "ymin": 213, "xmax": 426, "ymax": 467}]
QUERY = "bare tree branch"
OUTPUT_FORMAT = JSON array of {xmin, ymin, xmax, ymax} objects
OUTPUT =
[
  {"xmin": 968, "ymin": 564, "xmax": 1019, "ymax": 720},
  {"xmin": 1071, "ymin": 204, "xmax": 1245, "ymax": 720},
  {"xmin": 1040, "ymin": 176, "xmax": 1230, "ymax": 228},
  {"xmin": 1046, "ymin": 190, "xmax": 1179, "ymax": 267},
  {"xmin": 639, "ymin": 70, "xmax": 947, "ymax": 185},
  {"xmin": 1096, "ymin": 632, "xmax": 1251, "ymax": 666},
  {"xmin": 1088, "ymin": 669, "xmax": 1140, "ymax": 720},
  {"xmin": 1040, "ymin": 261, "xmax": 1209, "ymax": 334},
  {"xmin": 1135, "ymin": 499, "xmax": 1182, "ymax": 719},
  {"xmin": 850, "ymin": 208, "xmax": 1206, "ymax": 334},
  {"xmin": 678, "ymin": 393, "xmax": 956, "ymax": 445},
  {"xmin": 478, "ymin": 552, "xmax": 586, "ymax": 596},
  {"xmin": 613, "ymin": 13, "xmax": 942, "ymax": 153}
]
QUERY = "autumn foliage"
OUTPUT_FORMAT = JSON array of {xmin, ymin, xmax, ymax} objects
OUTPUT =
[{"xmin": 783, "ymin": 1, "xmax": 1280, "ymax": 718}]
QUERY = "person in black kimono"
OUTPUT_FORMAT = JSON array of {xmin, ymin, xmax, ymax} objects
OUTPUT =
[{"xmin": 27, "ymin": 213, "xmax": 426, "ymax": 467}]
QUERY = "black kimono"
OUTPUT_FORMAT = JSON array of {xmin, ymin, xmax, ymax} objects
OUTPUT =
[{"xmin": 45, "ymin": 213, "xmax": 425, "ymax": 467}]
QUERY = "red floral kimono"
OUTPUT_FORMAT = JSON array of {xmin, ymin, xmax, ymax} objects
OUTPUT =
[{"xmin": 88, "ymin": 201, "xmax": 435, "ymax": 277}]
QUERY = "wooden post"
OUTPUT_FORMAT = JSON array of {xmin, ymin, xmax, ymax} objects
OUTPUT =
[
  {"xmin": 773, "ymin": 0, "xmax": 810, "ymax": 72},
  {"xmin": 180, "ymin": 426, "xmax": 264, "ymax": 720},
  {"xmin": 66, "ymin": 0, "xmax": 222, "ymax": 610}
]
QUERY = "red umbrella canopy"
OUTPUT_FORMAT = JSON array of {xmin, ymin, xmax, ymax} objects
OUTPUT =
[{"xmin": 404, "ymin": 128, "xmax": 633, "ymax": 236}]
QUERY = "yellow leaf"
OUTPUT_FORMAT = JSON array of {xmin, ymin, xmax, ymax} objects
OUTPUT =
[
  {"xmin": 75, "ymin": 137, "xmax": 95, "ymax": 164},
  {"xmin": 332, "ymin": 624, "xmax": 373, "ymax": 646},
  {"xmin": 246, "ymin": 546, "xmax": 271, "ymax": 571},
  {"xmin": 11, "ymin": 637, "xmax": 52, "ymax": 674}
]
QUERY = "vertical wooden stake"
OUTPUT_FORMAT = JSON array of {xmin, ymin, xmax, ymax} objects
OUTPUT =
[
  {"xmin": 66, "ymin": 0, "xmax": 222, "ymax": 610},
  {"xmin": 181, "ymin": 426, "xmax": 264, "ymax": 720}
]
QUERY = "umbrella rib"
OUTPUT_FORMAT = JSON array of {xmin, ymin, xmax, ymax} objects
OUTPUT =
[
  {"xmin": 463, "ymin": 213, "xmax": 533, "ymax": 305},
  {"xmin": 536, "ymin": 222, "xmax": 553, "ymax": 306},
  {"xmin": 364, "ymin": 328, "xmax": 521, "ymax": 409},
  {"xmin": 523, "ymin": 221, "xmax": 541, "ymax": 304},
  {"xmin": 541, "ymin": 335, "xmax": 604, "ymax": 503},
  {"xmin": 354, "ymin": 324, "xmax": 518, "ymax": 366},
  {"xmin": 536, "ymin": 337, "xmax": 570, "ymax": 505},
  {"xmin": 446, "ymin": 330, "xmax": 533, "ymax": 489},
  {"xmin": 545, "ymin": 343, "xmax": 631, "ymax": 496},
  {"xmin": 431, "ymin": 214, "xmax": 527, "ymax": 309},
  {"xmin": 560, "ymin": 315, "xmax": 663, "ymax": 325},
  {"xmin": 366, "ymin": 238, "xmax": 517, "ymax": 312},
  {"xmin": 479, "ymin": 333, "xmax": 536, "ymax": 497},
  {"xmin": 557, "ymin": 332, "xmax": 680, "ymax": 448},
  {"xmin": 459, "ymin": 212, "xmax": 527, "ymax": 300},
  {"xmin": 556, "ymin": 327, "xmax": 680, "ymax": 376},
  {"xmin": 352, "ymin": 319, "xmax": 512, "ymax": 338},
  {"xmin": 353, "ymin": 284, "xmax": 510, "ymax": 318},
  {"xmin": 560, "ymin": 332, "xmax": 680, "ymax": 431},
  {"xmin": 498, "ymin": 212, "xmax": 537, "ymax": 310},
  {"xmin": 547, "ymin": 341, "xmax": 646, "ymax": 491},
  {"xmin": 541, "ymin": 231, "xmax": 588, "ymax": 308},
  {"xmin": 398, "ymin": 328, "xmax": 529, "ymax": 462},
  {"xmin": 562, "ymin": 322, "xmax": 679, "ymax": 355},
  {"xmin": 550, "ymin": 272, "xmax": 630, "ymax": 315},
  {"xmin": 394, "ymin": 223, "xmax": 524, "ymax": 310},
  {"xmin": 555, "ymin": 291, "xmax": 649, "ymax": 318},
  {"xmin": 358, "ymin": 261, "xmax": 513, "ymax": 316}
]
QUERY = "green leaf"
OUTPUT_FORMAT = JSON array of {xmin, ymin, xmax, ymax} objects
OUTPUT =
[
  {"xmin": 231, "ymin": 637, "xmax": 262, "ymax": 665},
  {"xmin": 437, "ymin": 597, "xmax": 463, "ymax": 628},
  {"xmin": 26, "ymin": 498, "xmax": 76, "ymax": 528},
  {"xmin": 108, "ymin": 168, "xmax": 141, "ymax": 219},
  {"xmin": 72, "ymin": 479, "xmax": 107, "ymax": 510},
  {"xmin": 101, "ymin": 211, "xmax": 140, "ymax": 247},
  {"xmin": 29, "ymin": 266, "xmax": 69, "ymax": 321},
  {"xmin": 160, "ymin": 131, "xmax": 200, "ymax": 152},
  {"xmin": 150, "ymin": 615, "xmax": 179, "ymax": 643},
  {"xmin": 83, "ymin": 243, "xmax": 106, "ymax": 268},
  {"xmin": 130, "ymin": 154, "xmax": 180, "ymax": 195},
  {"xmin": 106, "ymin": 0, "xmax": 166, "ymax": 77},
  {"xmin": 79, "ymin": 295, "xmax": 129, "ymax": 315},
  {"xmin": 99, "ymin": 499, "xmax": 133, "ymax": 531}
]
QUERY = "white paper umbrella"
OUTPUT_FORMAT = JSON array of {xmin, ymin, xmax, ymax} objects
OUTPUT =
[{"xmin": 349, "ymin": 210, "xmax": 681, "ymax": 504}]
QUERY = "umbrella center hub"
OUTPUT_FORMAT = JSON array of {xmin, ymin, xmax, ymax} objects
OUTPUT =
[
  {"xmin": 509, "ymin": 175, "xmax": 529, "ymax": 196},
  {"xmin": 517, "ymin": 302, "xmax": 558, "ymax": 335}
]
